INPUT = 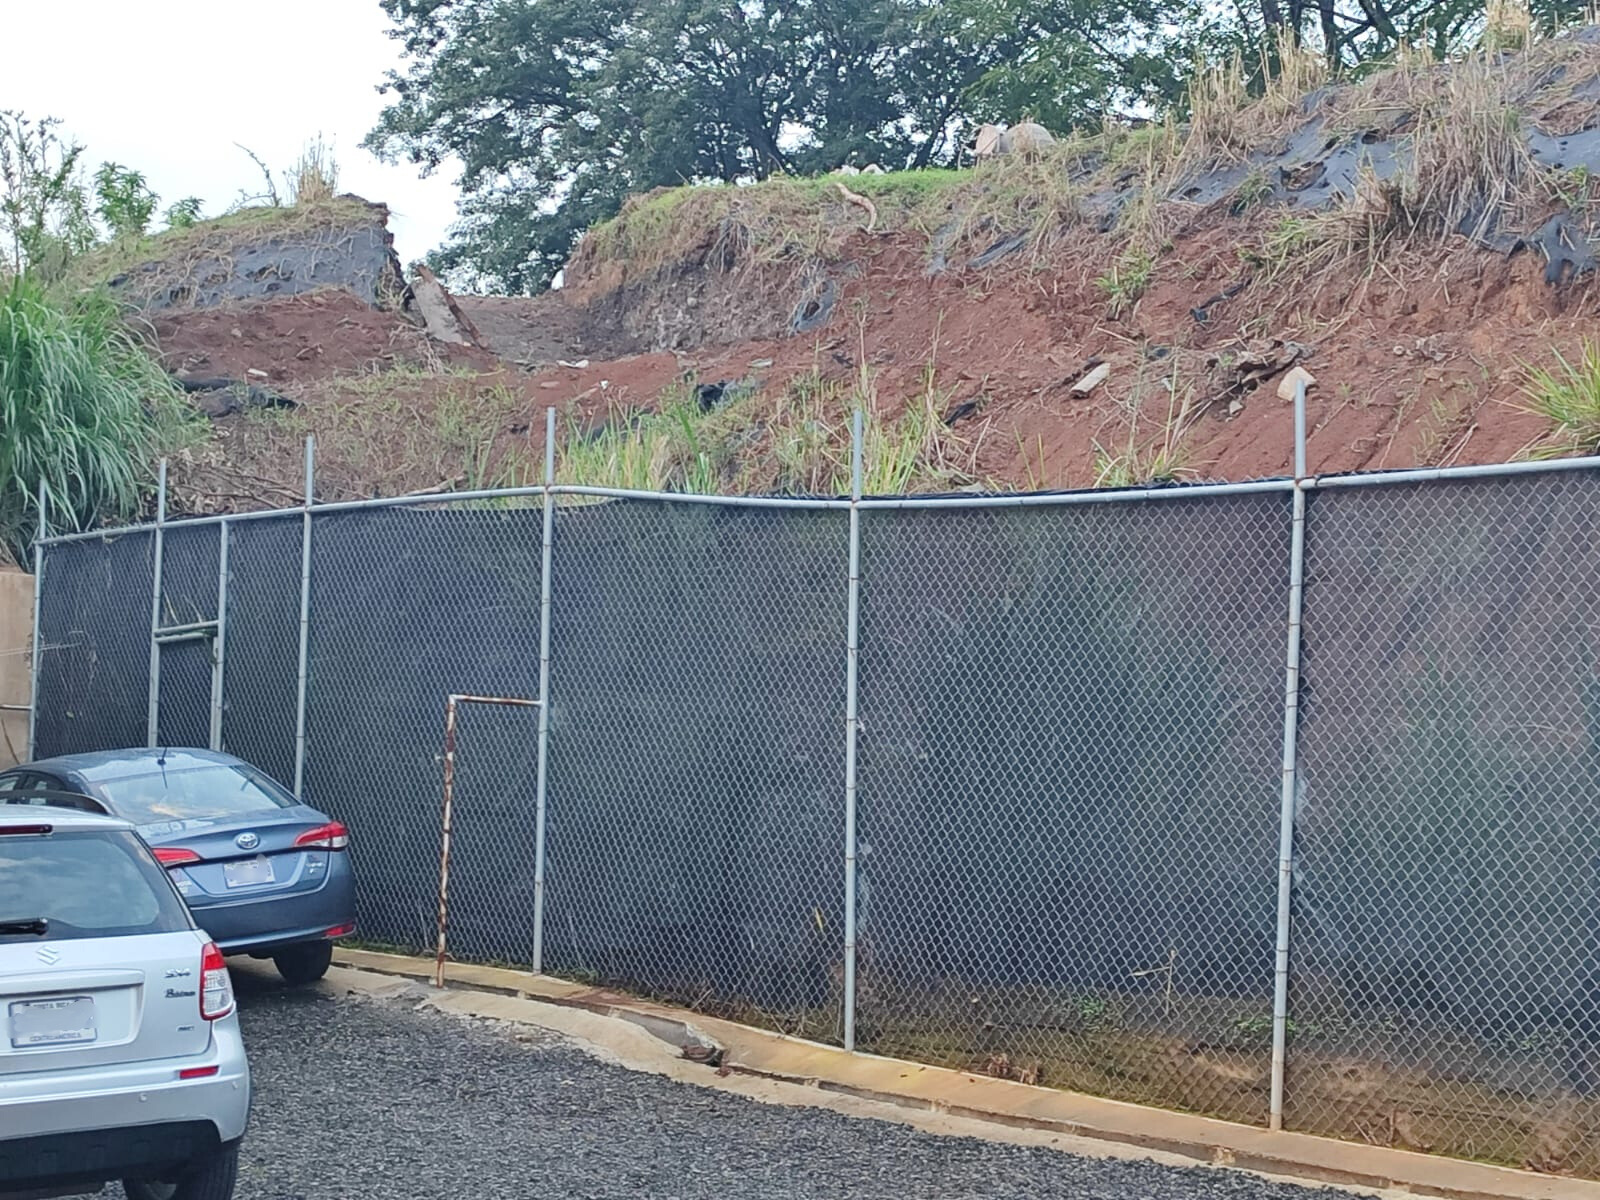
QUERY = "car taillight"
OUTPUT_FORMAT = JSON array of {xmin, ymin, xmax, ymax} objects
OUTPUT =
[
  {"xmin": 293, "ymin": 821, "xmax": 349, "ymax": 850},
  {"xmin": 154, "ymin": 846, "xmax": 202, "ymax": 867},
  {"xmin": 200, "ymin": 941, "xmax": 234, "ymax": 1021}
]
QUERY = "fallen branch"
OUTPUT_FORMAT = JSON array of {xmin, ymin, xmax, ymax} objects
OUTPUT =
[{"xmin": 834, "ymin": 182, "xmax": 878, "ymax": 234}]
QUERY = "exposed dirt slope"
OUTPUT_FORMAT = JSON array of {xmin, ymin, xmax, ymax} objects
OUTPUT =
[{"xmin": 144, "ymin": 30, "xmax": 1600, "ymax": 508}]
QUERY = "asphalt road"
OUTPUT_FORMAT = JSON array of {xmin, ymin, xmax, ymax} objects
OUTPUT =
[{"xmin": 128, "ymin": 970, "xmax": 1361, "ymax": 1200}]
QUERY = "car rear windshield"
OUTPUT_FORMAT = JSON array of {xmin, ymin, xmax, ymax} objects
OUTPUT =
[
  {"xmin": 0, "ymin": 829, "xmax": 191, "ymax": 943},
  {"xmin": 94, "ymin": 763, "xmax": 297, "ymax": 828}
]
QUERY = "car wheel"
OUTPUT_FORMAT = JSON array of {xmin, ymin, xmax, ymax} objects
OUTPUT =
[
  {"xmin": 124, "ymin": 1142, "xmax": 239, "ymax": 1200},
  {"xmin": 273, "ymin": 939, "xmax": 334, "ymax": 985}
]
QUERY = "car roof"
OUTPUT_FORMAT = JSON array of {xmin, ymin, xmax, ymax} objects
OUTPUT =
[
  {"xmin": 0, "ymin": 806, "xmax": 133, "ymax": 833},
  {"xmin": 23, "ymin": 747, "xmax": 244, "ymax": 784}
]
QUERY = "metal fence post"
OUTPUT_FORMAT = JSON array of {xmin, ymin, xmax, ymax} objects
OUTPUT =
[
  {"xmin": 145, "ymin": 460, "xmax": 168, "ymax": 747},
  {"xmin": 843, "ymin": 408, "xmax": 863, "ymax": 1051},
  {"xmin": 27, "ymin": 482, "xmax": 45, "ymax": 760},
  {"xmin": 292, "ymin": 436, "xmax": 315, "ymax": 798},
  {"xmin": 1268, "ymin": 379, "xmax": 1309, "ymax": 1130},
  {"xmin": 532, "ymin": 408, "xmax": 557, "ymax": 974},
  {"xmin": 210, "ymin": 519, "xmax": 229, "ymax": 752}
]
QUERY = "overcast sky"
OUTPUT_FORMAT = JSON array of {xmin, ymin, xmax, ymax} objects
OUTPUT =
[{"xmin": 1, "ymin": 0, "xmax": 462, "ymax": 264}]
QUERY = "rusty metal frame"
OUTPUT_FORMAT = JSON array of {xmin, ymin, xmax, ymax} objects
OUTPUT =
[{"xmin": 435, "ymin": 692, "xmax": 542, "ymax": 988}]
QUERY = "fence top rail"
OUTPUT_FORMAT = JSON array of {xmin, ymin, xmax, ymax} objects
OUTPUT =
[
  {"xmin": 32, "ymin": 453, "xmax": 1600, "ymax": 546},
  {"xmin": 1308, "ymin": 454, "xmax": 1600, "ymax": 490}
]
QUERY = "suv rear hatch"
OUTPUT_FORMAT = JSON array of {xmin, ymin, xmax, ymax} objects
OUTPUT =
[{"xmin": 0, "ymin": 825, "xmax": 212, "ymax": 1075}]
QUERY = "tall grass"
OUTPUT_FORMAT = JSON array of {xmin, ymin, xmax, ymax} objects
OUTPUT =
[
  {"xmin": 1519, "ymin": 341, "xmax": 1600, "ymax": 457},
  {"xmin": 285, "ymin": 135, "xmax": 339, "ymax": 206},
  {"xmin": 0, "ymin": 276, "xmax": 192, "ymax": 557},
  {"xmin": 555, "ymin": 370, "xmax": 978, "ymax": 496}
]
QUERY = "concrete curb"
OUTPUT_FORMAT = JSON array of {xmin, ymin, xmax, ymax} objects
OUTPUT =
[{"xmin": 334, "ymin": 948, "xmax": 1600, "ymax": 1200}]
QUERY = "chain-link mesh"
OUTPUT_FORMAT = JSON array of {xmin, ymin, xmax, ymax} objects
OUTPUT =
[
  {"xmin": 153, "ymin": 523, "xmax": 222, "ymax": 749},
  {"xmin": 35, "ymin": 531, "xmax": 154, "ymax": 756},
  {"xmin": 446, "ymin": 700, "xmax": 542, "ymax": 964},
  {"xmin": 855, "ymin": 497, "xmax": 1291, "ymax": 1123},
  {"xmin": 159, "ymin": 524, "xmax": 219, "ymax": 628},
  {"xmin": 1292, "ymin": 475, "xmax": 1600, "ymax": 1172},
  {"xmin": 544, "ymin": 498, "xmax": 847, "ymax": 1041},
  {"xmin": 303, "ymin": 502, "xmax": 544, "ymax": 955},
  {"xmin": 221, "ymin": 516, "xmax": 303, "ymax": 788}
]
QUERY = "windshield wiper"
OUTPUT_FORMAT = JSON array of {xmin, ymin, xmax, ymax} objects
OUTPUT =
[{"xmin": 0, "ymin": 917, "xmax": 48, "ymax": 936}]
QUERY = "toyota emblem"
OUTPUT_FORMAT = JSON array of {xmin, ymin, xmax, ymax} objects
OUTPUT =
[{"xmin": 235, "ymin": 831, "xmax": 260, "ymax": 851}]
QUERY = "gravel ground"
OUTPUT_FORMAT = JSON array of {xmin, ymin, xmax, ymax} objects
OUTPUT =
[{"xmin": 131, "ymin": 972, "xmax": 1358, "ymax": 1200}]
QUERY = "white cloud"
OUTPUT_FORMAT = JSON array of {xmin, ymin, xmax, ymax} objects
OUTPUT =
[{"xmin": 0, "ymin": 0, "xmax": 462, "ymax": 262}]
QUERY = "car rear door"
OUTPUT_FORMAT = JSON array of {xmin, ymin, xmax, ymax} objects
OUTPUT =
[{"xmin": 0, "ymin": 825, "xmax": 213, "ymax": 1076}]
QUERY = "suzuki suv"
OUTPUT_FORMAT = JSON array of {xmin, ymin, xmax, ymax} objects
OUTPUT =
[{"xmin": 0, "ymin": 808, "xmax": 250, "ymax": 1199}]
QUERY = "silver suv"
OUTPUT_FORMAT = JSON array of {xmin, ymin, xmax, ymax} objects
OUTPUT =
[{"xmin": 0, "ymin": 808, "xmax": 250, "ymax": 1199}]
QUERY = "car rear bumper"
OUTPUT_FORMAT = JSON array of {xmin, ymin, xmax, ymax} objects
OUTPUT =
[
  {"xmin": 0, "ymin": 1123, "xmax": 234, "ymax": 1194},
  {"xmin": 0, "ymin": 1018, "xmax": 249, "ymax": 1190},
  {"xmin": 191, "ymin": 857, "xmax": 356, "ymax": 955}
]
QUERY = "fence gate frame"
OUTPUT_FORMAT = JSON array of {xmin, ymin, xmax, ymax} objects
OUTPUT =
[
  {"xmin": 434, "ymin": 693, "xmax": 543, "ymax": 988},
  {"xmin": 144, "ymin": 465, "xmax": 229, "ymax": 753}
]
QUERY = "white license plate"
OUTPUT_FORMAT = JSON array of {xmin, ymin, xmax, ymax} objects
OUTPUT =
[
  {"xmin": 223, "ymin": 855, "xmax": 276, "ymax": 889},
  {"xmin": 10, "ymin": 996, "xmax": 96, "ymax": 1048}
]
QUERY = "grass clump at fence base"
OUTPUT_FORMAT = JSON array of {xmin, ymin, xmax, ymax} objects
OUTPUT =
[
  {"xmin": 1518, "ymin": 340, "xmax": 1600, "ymax": 457},
  {"xmin": 0, "ymin": 275, "xmax": 198, "ymax": 558},
  {"xmin": 222, "ymin": 365, "xmax": 547, "ymax": 506},
  {"xmin": 556, "ymin": 363, "xmax": 981, "ymax": 496}
]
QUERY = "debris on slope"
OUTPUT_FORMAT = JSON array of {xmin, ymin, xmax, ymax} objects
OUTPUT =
[{"xmin": 410, "ymin": 265, "xmax": 488, "ymax": 348}]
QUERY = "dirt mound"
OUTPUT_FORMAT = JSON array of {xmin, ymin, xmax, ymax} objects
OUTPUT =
[
  {"xmin": 149, "ymin": 290, "xmax": 493, "ymax": 385},
  {"xmin": 459, "ymin": 295, "xmax": 594, "ymax": 366},
  {"xmin": 79, "ymin": 197, "xmax": 406, "ymax": 312}
]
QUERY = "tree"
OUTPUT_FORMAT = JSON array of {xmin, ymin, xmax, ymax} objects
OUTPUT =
[
  {"xmin": 0, "ymin": 113, "xmax": 95, "ymax": 280},
  {"xmin": 367, "ymin": 0, "xmax": 1202, "ymax": 292},
  {"xmin": 93, "ymin": 163, "xmax": 159, "ymax": 240},
  {"xmin": 1249, "ymin": 0, "xmax": 1590, "ymax": 70}
]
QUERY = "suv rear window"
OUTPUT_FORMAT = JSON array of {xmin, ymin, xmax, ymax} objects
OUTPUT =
[
  {"xmin": 93, "ymin": 764, "xmax": 297, "ymax": 828},
  {"xmin": 0, "ymin": 829, "xmax": 192, "ymax": 943}
]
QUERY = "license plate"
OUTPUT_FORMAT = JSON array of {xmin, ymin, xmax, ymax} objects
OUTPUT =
[
  {"xmin": 10, "ymin": 996, "xmax": 96, "ymax": 1048},
  {"xmin": 223, "ymin": 855, "xmax": 276, "ymax": 889}
]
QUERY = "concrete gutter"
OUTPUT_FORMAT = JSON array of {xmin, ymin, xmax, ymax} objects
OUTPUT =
[{"xmin": 334, "ymin": 948, "xmax": 1600, "ymax": 1200}]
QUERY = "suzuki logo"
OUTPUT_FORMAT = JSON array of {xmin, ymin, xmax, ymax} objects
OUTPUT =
[
  {"xmin": 36, "ymin": 945, "xmax": 60, "ymax": 966},
  {"xmin": 235, "ymin": 832, "xmax": 260, "ymax": 851}
]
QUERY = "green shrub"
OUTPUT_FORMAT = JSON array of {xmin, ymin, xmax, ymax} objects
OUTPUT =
[{"xmin": 0, "ymin": 276, "xmax": 193, "ymax": 558}]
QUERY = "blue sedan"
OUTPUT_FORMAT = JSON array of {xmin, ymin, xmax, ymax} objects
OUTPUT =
[{"xmin": 0, "ymin": 748, "xmax": 356, "ymax": 985}]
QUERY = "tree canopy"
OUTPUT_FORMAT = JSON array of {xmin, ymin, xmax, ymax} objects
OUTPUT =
[{"xmin": 366, "ymin": 0, "xmax": 1591, "ymax": 293}]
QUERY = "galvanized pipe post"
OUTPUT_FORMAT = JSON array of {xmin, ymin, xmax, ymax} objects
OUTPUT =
[
  {"xmin": 843, "ymin": 408, "xmax": 863, "ymax": 1051},
  {"xmin": 436, "ymin": 695, "xmax": 460, "ymax": 988},
  {"xmin": 1268, "ymin": 379, "xmax": 1309, "ymax": 1130},
  {"xmin": 293, "ymin": 436, "xmax": 315, "ymax": 798},
  {"xmin": 210, "ymin": 520, "xmax": 230, "ymax": 752},
  {"xmin": 145, "ymin": 460, "xmax": 169, "ymax": 747},
  {"xmin": 531, "ymin": 407, "xmax": 557, "ymax": 974},
  {"xmin": 26, "ymin": 482, "xmax": 45, "ymax": 760}
]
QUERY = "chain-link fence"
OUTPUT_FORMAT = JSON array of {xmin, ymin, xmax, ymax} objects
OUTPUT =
[
  {"xmin": 26, "ymin": 451, "xmax": 1600, "ymax": 1175},
  {"xmin": 855, "ymin": 495, "xmax": 1290, "ymax": 1125}
]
